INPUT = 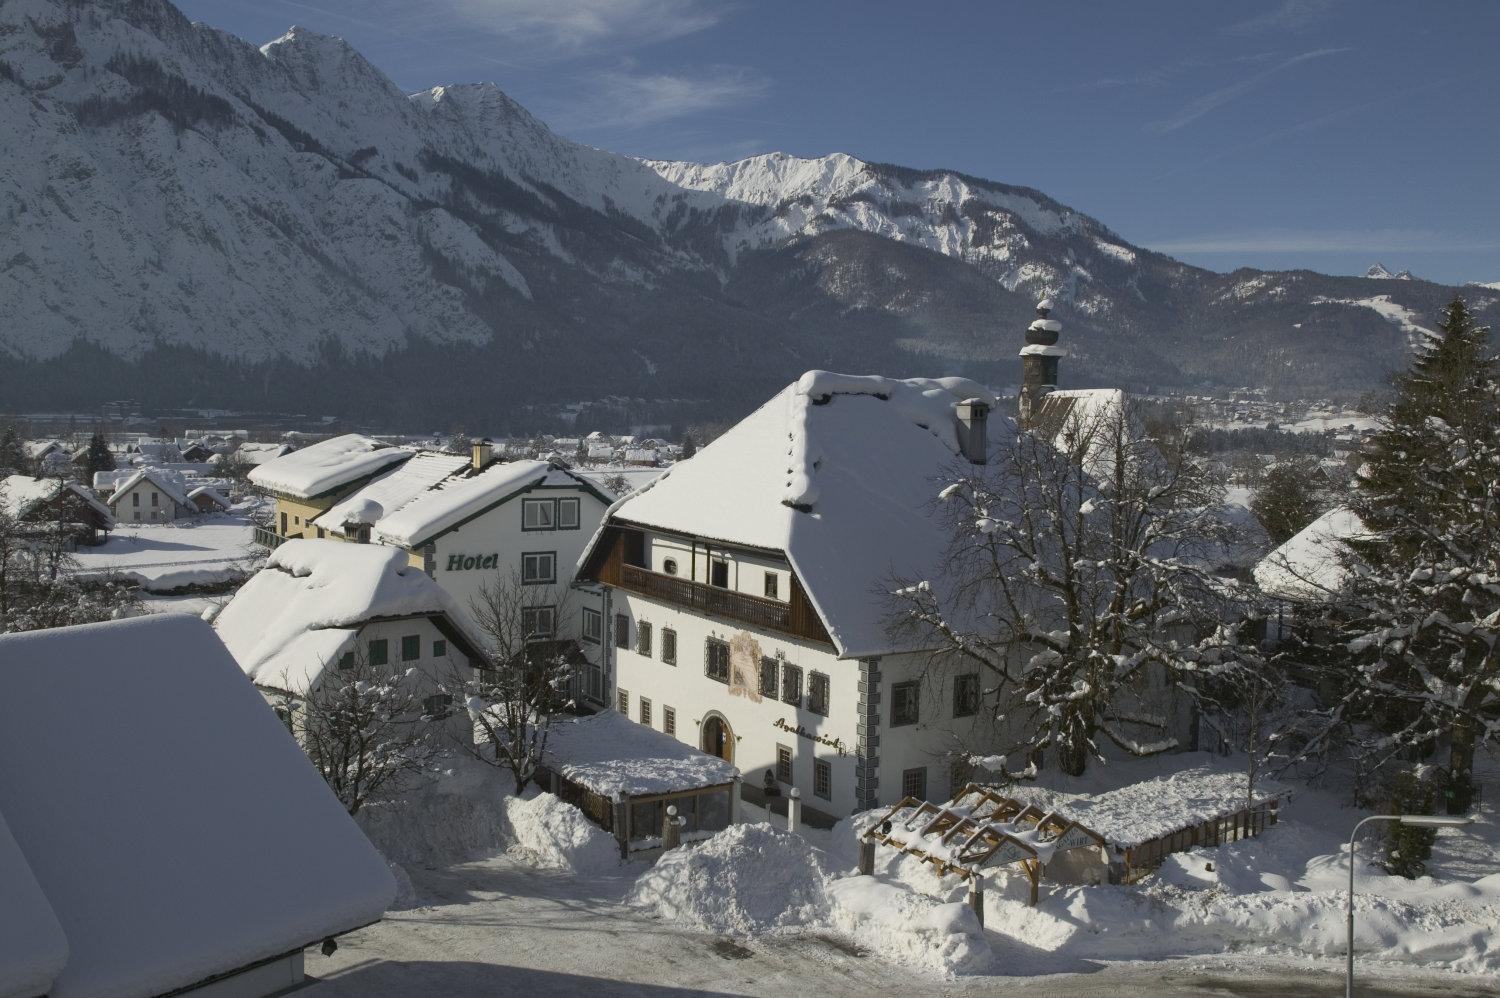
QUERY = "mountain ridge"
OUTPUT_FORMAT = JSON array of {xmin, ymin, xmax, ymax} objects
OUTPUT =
[{"xmin": 1, "ymin": 0, "xmax": 1495, "ymax": 427}]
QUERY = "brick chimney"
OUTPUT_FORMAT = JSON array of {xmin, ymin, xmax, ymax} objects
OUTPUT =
[{"xmin": 1018, "ymin": 297, "xmax": 1063, "ymax": 428}]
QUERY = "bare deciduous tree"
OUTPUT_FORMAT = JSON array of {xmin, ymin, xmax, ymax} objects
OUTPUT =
[
  {"xmin": 446, "ymin": 571, "xmax": 579, "ymax": 794},
  {"xmin": 272, "ymin": 654, "xmax": 442, "ymax": 816},
  {"xmin": 891, "ymin": 399, "xmax": 1264, "ymax": 776}
]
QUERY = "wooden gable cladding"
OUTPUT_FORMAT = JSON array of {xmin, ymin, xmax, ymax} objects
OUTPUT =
[{"xmin": 586, "ymin": 525, "xmax": 832, "ymax": 647}]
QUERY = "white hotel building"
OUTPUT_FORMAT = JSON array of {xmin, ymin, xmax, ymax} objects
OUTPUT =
[{"xmin": 579, "ymin": 371, "xmax": 1021, "ymax": 822}]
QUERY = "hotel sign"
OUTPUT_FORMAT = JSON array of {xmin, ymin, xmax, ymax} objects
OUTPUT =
[{"xmin": 445, "ymin": 553, "xmax": 500, "ymax": 572}]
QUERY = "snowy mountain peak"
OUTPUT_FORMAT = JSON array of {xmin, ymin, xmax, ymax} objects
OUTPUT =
[{"xmin": 1365, "ymin": 263, "xmax": 1413, "ymax": 280}]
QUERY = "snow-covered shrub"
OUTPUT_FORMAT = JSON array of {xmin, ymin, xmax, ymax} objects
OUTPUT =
[{"xmin": 630, "ymin": 823, "xmax": 828, "ymax": 935}]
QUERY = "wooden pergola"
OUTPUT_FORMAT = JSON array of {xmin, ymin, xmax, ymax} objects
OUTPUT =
[{"xmin": 861, "ymin": 784, "xmax": 1108, "ymax": 906}]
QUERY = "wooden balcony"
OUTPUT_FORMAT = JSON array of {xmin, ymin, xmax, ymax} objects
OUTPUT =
[{"xmin": 592, "ymin": 530, "xmax": 831, "ymax": 645}]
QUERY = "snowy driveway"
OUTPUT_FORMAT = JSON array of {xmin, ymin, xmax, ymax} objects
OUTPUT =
[{"xmin": 302, "ymin": 853, "xmax": 1493, "ymax": 997}]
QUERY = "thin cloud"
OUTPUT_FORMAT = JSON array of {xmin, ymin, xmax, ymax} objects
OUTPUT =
[
  {"xmin": 1155, "ymin": 73, "xmax": 1473, "ymax": 181},
  {"xmin": 1149, "ymin": 228, "xmax": 1500, "ymax": 255},
  {"xmin": 1068, "ymin": 51, "xmax": 1280, "ymax": 94},
  {"xmin": 441, "ymin": 0, "xmax": 726, "ymax": 53},
  {"xmin": 554, "ymin": 67, "xmax": 770, "ymax": 131},
  {"xmin": 1147, "ymin": 47, "xmax": 1351, "ymax": 133},
  {"xmin": 1226, "ymin": 0, "xmax": 1339, "ymax": 37}
]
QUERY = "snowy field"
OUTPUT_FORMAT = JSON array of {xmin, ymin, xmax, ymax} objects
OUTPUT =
[
  {"xmin": 294, "ymin": 750, "xmax": 1500, "ymax": 996},
  {"xmin": 70, "ymin": 505, "xmax": 264, "ymax": 592}
]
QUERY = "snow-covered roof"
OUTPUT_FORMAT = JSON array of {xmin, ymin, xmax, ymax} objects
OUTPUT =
[
  {"xmin": 0, "ymin": 807, "xmax": 67, "ymax": 998},
  {"xmin": 106, "ymin": 468, "xmax": 191, "ymax": 508},
  {"xmin": 372, "ymin": 459, "xmax": 551, "ymax": 548},
  {"xmin": 0, "ymin": 474, "xmax": 114, "ymax": 526},
  {"xmin": 314, "ymin": 451, "xmax": 470, "ymax": 537},
  {"xmin": 0, "ymin": 616, "xmax": 394, "ymax": 998},
  {"xmin": 1031, "ymin": 389, "xmax": 1127, "ymax": 481},
  {"xmin": 248, "ymin": 433, "xmax": 411, "ymax": 499},
  {"xmin": 187, "ymin": 485, "xmax": 232, "ymax": 509},
  {"xmin": 1006, "ymin": 764, "xmax": 1286, "ymax": 849},
  {"xmin": 542, "ymin": 710, "xmax": 737, "ymax": 800},
  {"xmin": 234, "ymin": 441, "xmax": 293, "ymax": 466},
  {"xmin": 1253, "ymin": 506, "xmax": 1369, "ymax": 602},
  {"xmin": 601, "ymin": 371, "xmax": 1001, "ymax": 658},
  {"xmin": 214, "ymin": 539, "xmax": 485, "ymax": 693}
]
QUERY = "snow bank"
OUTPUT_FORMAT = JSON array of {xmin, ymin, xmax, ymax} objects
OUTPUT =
[
  {"xmin": 503, "ymin": 792, "xmax": 621, "ymax": 876},
  {"xmin": 355, "ymin": 761, "xmax": 512, "ymax": 871},
  {"xmin": 630, "ymin": 823, "xmax": 828, "ymax": 935},
  {"xmin": 826, "ymin": 877, "xmax": 990, "ymax": 976}
]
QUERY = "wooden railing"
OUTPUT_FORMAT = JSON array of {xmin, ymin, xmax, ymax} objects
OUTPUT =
[
  {"xmin": 617, "ymin": 562, "xmax": 829, "ymax": 644},
  {"xmin": 252, "ymin": 526, "xmax": 286, "ymax": 550}
]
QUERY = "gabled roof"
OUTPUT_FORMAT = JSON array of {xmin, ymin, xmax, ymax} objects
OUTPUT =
[
  {"xmin": 187, "ymin": 485, "xmax": 233, "ymax": 510},
  {"xmin": 0, "ymin": 475, "xmax": 115, "ymax": 527},
  {"xmin": 214, "ymin": 539, "xmax": 486, "ymax": 693},
  {"xmin": 106, "ymin": 468, "xmax": 191, "ymax": 508},
  {"xmin": 0, "ymin": 616, "xmax": 393, "ymax": 997},
  {"xmin": 248, "ymin": 434, "xmax": 411, "ymax": 499},
  {"xmin": 598, "ymin": 371, "xmax": 1001, "ymax": 658},
  {"xmin": 1253, "ymin": 506, "xmax": 1369, "ymax": 602},
  {"xmin": 314, "ymin": 451, "xmax": 470, "ymax": 537},
  {"xmin": 373, "ymin": 460, "xmax": 607, "ymax": 549}
]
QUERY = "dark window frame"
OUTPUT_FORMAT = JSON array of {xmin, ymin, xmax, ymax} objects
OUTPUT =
[
  {"xmin": 705, "ymin": 638, "xmax": 730, "ymax": 684},
  {"xmin": 639, "ymin": 696, "xmax": 653, "ymax": 727},
  {"xmin": 521, "ymin": 550, "xmax": 557, "ymax": 585},
  {"xmin": 367, "ymin": 638, "xmax": 388, "ymax": 667},
  {"xmin": 521, "ymin": 497, "xmax": 556, "ymax": 531},
  {"xmin": 662, "ymin": 627, "xmax": 677, "ymax": 665},
  {"xmin": 781, "ymin": 663, "xmax": 803, "ymax": 707},
  {"xmin": 432, "ymin": 639, "xmax": 448, "ymax": 659},
  {"xmin": 401, "ymin": 634, "xmax": 421, "ymax": 662},
  {"xmin": 663, "ymin": 705, "xmax": 676, "ymax": 736},
  {"xmin": 953, "ymin": 672, "xmax": 980, "ymax": 718},
  {"xmin": 814, "ymin": 759, "xmax": 832, "ymax": 801},
  {"xmin": 581, "ymin": 607, "xmax": 602, "ymax": 644},
  {"xmin": 764, "ymin": 571, "xmax": 779, "ymax": 599},
  {"xmin": 617, "ymin": 689, "xmax": 629, "ymax": 714},
  {"xmin": 556, "ymin": 496, "xmax": 581, "ymax": 530},
  {"xmin": 636, "ymin": 620, "xmax": 653, "ymax": 658},
  {"xmin": 522, "ymin": 604, "xmax": 556, "ymax": 640},
  {"xmin": 808, "ymin": 671, "xmax": 831, "ymax": 717},
  {"xmin": 614, "ymin": 613, "xmax": 630, "ymax": 649},
  {"xmin": 902, "ymin": 766, "xmax": 928, "ymax": 801},
  {"xmin": 776, "ymin": 744, "xmax": 793, "ymax": 784},
  {"xmin": 891, "ymin": 681, "xmax": 920, "ymax": 727},
  {"xmin": 759, "ymin": 656, "xmax": 779, "ymax": 698}
]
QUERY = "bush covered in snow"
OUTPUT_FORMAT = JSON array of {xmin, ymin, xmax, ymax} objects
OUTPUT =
[
  {"xmin": 502, "ymin": 791, "xmax": 622, "ymax": 876},
  {"xmin": 630, "ymin": 823, "xmax": 828, "ymax": 935}
]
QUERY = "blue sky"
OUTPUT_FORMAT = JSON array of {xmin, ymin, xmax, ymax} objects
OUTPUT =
[{"xmin": 180, "ymin": 0, "xmax": 1500, "ymax": 284}]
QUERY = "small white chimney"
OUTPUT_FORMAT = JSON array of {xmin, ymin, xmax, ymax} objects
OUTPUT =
[{"xmin": 955, "ymin": 398, "xmax": 990, "ymax": 464}]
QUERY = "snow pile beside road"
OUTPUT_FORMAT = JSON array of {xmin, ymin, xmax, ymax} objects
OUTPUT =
[
  {"xmin": 826, "ymin": 876, "xmax": 991, "ymax": 975},
  {"xmin": 503, "ymin": 792, "xmax": 622, "ymax": 876},
  {"xmin": 356, "ymin": 761, "xmax": 511, "ymax": 871},
  {"xmin": 630, "ymin": 823, "xmax": 828, "ymax": 935}
]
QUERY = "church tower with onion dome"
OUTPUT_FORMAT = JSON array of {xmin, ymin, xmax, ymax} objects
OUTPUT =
[{"xmin": 1018, "ymin": 297, "xmax": 1063, "ymax": 428}]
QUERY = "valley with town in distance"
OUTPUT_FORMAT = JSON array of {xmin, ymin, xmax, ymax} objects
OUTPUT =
[{"xmin": 1, "ymin": 2, "xmax": 1498, "ymax": 997}]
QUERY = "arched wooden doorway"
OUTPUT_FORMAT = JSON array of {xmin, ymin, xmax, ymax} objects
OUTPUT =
[{"xmin": 700, "ymin": 712, "xmax": 734, "ymax": 765}]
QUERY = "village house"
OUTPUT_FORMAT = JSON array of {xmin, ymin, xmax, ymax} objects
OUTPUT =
[
  {"xmin": 578, "ymin": 307, "xmax": 1203, "ymax": 823},
  {"xmin": 250, "ymin": 438, "xmax": 614, "ymax": 703},
  {"xmin": 214, "ymin": 539, "xmax": 487, "ymax": 739},
  {"xmin": 0, "ymin": 474, "xmax": 114, "ymax": 545},
  {"xmin": 0, "ymin": 614, "xmax": 394, "ymax": 997},
  {"xmin": 106, "ymin": 468, "xmax": 195, "ymax": 523},
  {"xmin": 249, "ymin": 433, "xmax": 414, "ymax": 546},
  {"xmin": 577, "ymin": 369, "xmax": 1026, "ymax": 824}
]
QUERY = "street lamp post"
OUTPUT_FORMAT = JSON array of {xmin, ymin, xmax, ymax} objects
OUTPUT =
[{"xmin": 1346, "ymin": 813, "xmax": 1474, "ymax": 998}]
